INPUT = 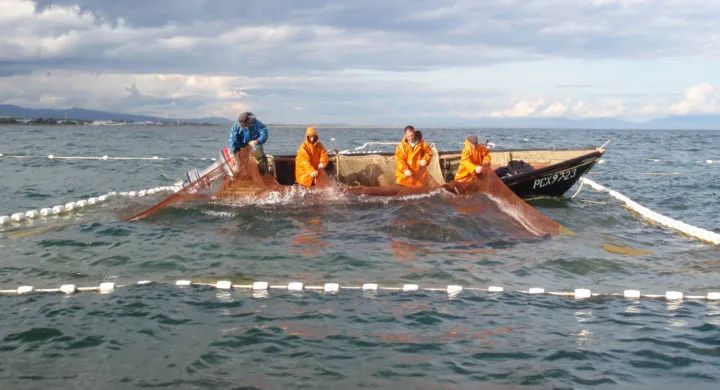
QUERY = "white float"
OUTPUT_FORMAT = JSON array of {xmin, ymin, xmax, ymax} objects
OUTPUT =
[
  {"xmin": 216, "ymin": 280, "xmax": 232, "ymax": 290},
  {"xmin": 446, "ymin": 285, "xmax": 463, "ymax": 296},
  {"xmin": 252, "ymin": 281, "xmax": 269, "ymax": 291},
  {"xmin": 17, "ymin": 286, "xmax": 34, "ymax": 294},
  {"xmin": 666, "ymin": 291, "xmax": 684, "ymax": 300},
  {"xmin": 99, "ymin": 282, "xmax": 115, "ymax": 294},
  {"xmin": 574, "ymin": 289, "xmax": 592, "ymax": 299},
  {"xmin": 288, "ymin": 282, "xmax": 304, "ymax": 291}
]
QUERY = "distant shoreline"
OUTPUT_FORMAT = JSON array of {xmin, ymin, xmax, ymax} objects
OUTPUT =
[{"xmin": 0, "ymin": 118, "xmax": 224, "ymax": 126}]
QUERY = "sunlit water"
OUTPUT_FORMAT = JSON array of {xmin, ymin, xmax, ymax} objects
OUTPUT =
[{"xmin": 1, "ymin": 125, "xmax": 719, "ymax": 388}]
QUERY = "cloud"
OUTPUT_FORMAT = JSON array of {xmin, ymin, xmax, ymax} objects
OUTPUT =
[
  {"xmin": 670, "ymin": 84, "xmax": 720, "ymax": 115},
  {"xmin": 2, "ymin": 0, "xmax": 718, "ymax": 76},
  {"xmin": 1, "ymin": 0, "xmax": 720, "ymax": 122},
  {"xmin": 0, "ymin": 71, "xmax": 249, "ymax": 118},
  {"xmin": 487, "ymin": 98, "xmax": 625, "ymax": 118}
]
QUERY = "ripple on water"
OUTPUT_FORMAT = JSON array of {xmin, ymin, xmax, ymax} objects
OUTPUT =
[{"xmin": 2, "ymin": 127, "xmax": 720, "ymax": 388}]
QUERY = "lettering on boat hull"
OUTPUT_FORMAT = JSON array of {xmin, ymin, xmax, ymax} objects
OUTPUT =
[{"xmin": 532, "ymin": 167, "xmax": 577, "ymax": 190}]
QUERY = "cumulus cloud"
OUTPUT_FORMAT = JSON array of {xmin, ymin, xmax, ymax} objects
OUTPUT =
[
  {"xmin": 1, "ymin": 0, "xmax": 720, "ymax": 122},
  {"xmin": 670, "ymin": 84, "xmax": 720, "ymax": 115},
  {"xmin": 0, "ymin": 71, "xmax": 250, "ymax": 118},
  {"xmin": 487, "ymin": 98, "xmax": 625, "ymax": 118},
  {"xmin": 3, "ymin": 0, "xmax": 719, "ymax": 76}
]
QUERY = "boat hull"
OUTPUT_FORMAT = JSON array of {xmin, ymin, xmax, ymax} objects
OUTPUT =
[
  {"xmin": 501, "ymin": 150, "xmax": 602, "ymax": 198},
  {"xmin": 270, "ymin": 148, "xmax": 604, "ymax": 199}
]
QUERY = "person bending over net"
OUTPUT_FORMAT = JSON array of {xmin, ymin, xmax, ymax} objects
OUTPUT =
[
  {"xmin": 228, "ymin": 112, "xmax": 269, "ymax": 174},
  {"xmin": 394, "ymin": 125, "xmax": 433, "ymax": 188},
  {"xmin": 454, "ymin": 135, "xmax": 492, "ymax": 182},
  {"xmin": 295, "ymin": 127, "xmax": 329, "ymax": 188}
]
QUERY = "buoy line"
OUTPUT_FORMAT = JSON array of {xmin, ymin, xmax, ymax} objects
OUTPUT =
[
  {"xmin": 0, "ymin": 185, "xmax": 182, "ymax": 227},
  {"xmin": 0, "ymin": 153, "xmax": 217, "ymax": 161},
  {"xmin": 0, "ymin": 279, "xmax": 718, "ymax": 303},
  {"xmin": 580, "ymin": 177, "xmax": 720, "ymax": 245}
]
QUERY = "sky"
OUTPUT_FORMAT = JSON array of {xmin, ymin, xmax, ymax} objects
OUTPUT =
[{"xmin": 1, "ymin": 0, "xmax": 719, "ymax": 125}]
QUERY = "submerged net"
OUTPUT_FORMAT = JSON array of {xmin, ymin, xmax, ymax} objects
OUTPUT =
[
  {"xmin": 443, "ymin": 169, "xmax": 562, "ymax": 236},
  {"xmin": 127, "ymin": 146, "xmax": 561, "ymax": 238}
]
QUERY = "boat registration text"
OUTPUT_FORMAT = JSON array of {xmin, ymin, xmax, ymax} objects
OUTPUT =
[{"xmin": 532, "ymin": 168, "xmax": 577, "ymax": 189}]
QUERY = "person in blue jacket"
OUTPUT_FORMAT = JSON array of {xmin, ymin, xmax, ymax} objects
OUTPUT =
[{"xmin": 228, "ymin": 112, "xmax": 269, "ymax": 173}]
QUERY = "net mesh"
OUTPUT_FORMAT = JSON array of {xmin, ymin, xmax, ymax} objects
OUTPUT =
[
  {"xmin": 127, "ymin": 147, "xmax": 562, "ymax": 238},
  {"xmin": 336, "ymin": 145, "xmax": 445, "ymax": 187},
  {"xmin": 443, "ymin": 169, "xmax": 562, "ymax": 236},
  {"xmin": 125, "ymin": 148, "xmax": 274, "ymax": 221}
]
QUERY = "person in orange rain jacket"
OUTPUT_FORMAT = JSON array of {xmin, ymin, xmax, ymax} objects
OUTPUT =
[
  {"xmin": 395, "ymin": 125, "xmax": 434, "ymax": 187},
  {"xmin": 454, "ymin": 135, "xmax": 492, "ymax": 182},
  {"xmin": 295, "ymin": 126, "xmax": 329, "ymax": 188}
]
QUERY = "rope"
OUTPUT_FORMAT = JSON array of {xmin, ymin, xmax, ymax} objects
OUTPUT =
[
  {"xmin": 569, "ymin": 178, "xmax": 584, "ymax": 199},
  {"xmin": 1, "ymin": 279, "xmax": 718, "ymax": 302},
  {"xmin": 581, "ymin": 177, "xmax": 720, "ymax": 245},
  {"xmin": 353, "ymin": 141, "xmax": 399, "ymax": 151}
]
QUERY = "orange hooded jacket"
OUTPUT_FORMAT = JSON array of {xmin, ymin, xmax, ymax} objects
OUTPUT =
[
  {"xmin": 454, "ymin": 139, "xmax": 492, "ymax": 182},
  {"xmin": 295, "ymin": 127, "xmax": 329, "ymax": 188},
  {"xmin": 395, "ymin": 138, "xmax": 433, "ymax": 187}
]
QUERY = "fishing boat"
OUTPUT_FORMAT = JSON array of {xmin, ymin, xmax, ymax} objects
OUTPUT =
[
  {"xmin": 125, "ymin": 144, "xmax": 605, "ymax": 222},
  {"xmin": 269, "ymin": 145, "xmax": 605, "ymax": 199}
]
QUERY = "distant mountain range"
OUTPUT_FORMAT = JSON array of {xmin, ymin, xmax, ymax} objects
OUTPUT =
[
  {"xmin": 1, "ymin": 104, "xmax": 720, "ymax": 130},
  {"xmin": 437, "ymin": 115, "xmax": 720, "ymax": 130},
  {"xmin": 0, "ymin": 104, "xmax": 231, "ymax": 125}
]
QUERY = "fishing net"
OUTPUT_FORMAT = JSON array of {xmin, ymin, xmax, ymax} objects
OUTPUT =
[
  {"xmin": 127, "ymin": 145, "xmax": 561, "ymax": 239},
  {"xmin": 336, "ymin": 145, "xmax": 445, "ymax": 187},
  {"xmin": 443, "ymin": 169, "xmax": 562, "ymax": 236},
  {"xmin": 337, "ymin": 145, "xmax": 445, "ymax": 197},
  {"xmin": 125, "ymin": 147, "xmax": 276, "ymax": 221}
]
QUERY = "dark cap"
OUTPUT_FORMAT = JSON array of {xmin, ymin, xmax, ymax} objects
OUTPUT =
[
  {"xmin": 239, "ymin": 112, "xmax": 255, "ymax": 127},
  {"xmin": 466, "ymin": 135, "xmax": 479, "ymax": 145}
]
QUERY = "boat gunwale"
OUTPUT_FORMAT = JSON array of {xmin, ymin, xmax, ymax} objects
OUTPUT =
[{"xmin": 268, "ymin": 145, "xmax": 604, "ymax": 159}]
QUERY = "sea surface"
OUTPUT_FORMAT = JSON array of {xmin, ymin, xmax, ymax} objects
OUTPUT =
[{"xmin": 1, "ymin": 125, "xmax": 719, "ymax": 389}]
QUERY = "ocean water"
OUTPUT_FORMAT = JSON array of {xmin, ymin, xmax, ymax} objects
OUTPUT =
[{"xmin": 1, "ymin": 125, "xmax": 719, "ymax": 389}]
